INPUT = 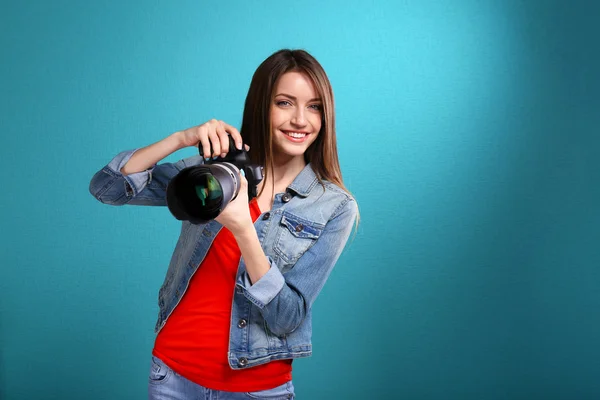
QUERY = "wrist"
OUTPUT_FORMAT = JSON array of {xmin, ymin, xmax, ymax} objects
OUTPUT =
[
  {"xmin": 171, "ymin": 131, "xmax": 186, "ymax": 150},
  {"xmin": 232, "ymin": 222, "xmax": 256, "ymax": 240}
]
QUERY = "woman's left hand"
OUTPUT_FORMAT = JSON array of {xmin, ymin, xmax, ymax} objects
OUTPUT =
[{"xmin": 215, "ymin": 171, "xmax": 254, "ymax": 236}]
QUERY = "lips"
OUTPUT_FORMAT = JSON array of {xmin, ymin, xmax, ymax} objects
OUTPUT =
[
  {"xmin": 282, "ymin": 130, "xmax": 309, "ymax": 138},
  {"xmin": 281, "ymin": 130, "xmax": 310, "ymax": 143}
]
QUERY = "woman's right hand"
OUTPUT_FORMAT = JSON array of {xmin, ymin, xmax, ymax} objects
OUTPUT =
[{"xmin": 177, "ymin": 119, "xmax": 246, "ymax": 159}]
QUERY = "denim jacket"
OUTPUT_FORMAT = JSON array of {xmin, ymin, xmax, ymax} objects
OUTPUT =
[{"xmin": 89, "ymin": 149, "xmax": 358, "ymax": 370}]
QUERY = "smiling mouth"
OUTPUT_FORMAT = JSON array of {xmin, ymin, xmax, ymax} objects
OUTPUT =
[{"xmin": 282, "ymin": 130, "xmax": 309, "ymax": 138}]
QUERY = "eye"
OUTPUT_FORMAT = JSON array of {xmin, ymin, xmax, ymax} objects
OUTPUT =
[
  {"xmin": 309, "ymin": 104, "xmax": 322, "ymax": 111},
  {"xmin": 276, "ymin": 100, "xmax": 291, "ymax": 107}
]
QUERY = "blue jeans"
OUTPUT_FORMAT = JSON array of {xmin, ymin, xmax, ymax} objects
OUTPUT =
[{"xmin": 148, "ymin": 356, "xmax": 295, "ymax": 399}]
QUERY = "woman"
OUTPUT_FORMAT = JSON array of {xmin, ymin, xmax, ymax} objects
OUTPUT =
[{"xmin": 89, "ymin": 49, "xmax": 359, "ymax": 399}]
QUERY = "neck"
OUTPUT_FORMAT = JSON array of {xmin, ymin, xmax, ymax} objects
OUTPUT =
[{"xmin": 259, "ymin": 154, "xmax": 306, "ymax": 195}]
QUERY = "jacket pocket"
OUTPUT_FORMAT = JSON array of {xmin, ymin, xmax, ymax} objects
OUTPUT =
[{"xmin": 274, "ymin": 211, "xmax": 323, "ymax": 264}]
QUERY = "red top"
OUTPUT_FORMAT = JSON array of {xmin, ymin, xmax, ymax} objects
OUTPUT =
[{"xmin": 152, "ymin": 198, "xmax": 292, "ymax": 392}]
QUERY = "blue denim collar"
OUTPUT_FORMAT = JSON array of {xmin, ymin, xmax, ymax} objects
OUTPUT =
[{"xmin": 287, "ymin": 162, "xmax": 319, "ymax": 197}]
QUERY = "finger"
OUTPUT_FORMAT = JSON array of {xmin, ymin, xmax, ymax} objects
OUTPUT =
[
  {"xmin": 216, "ymin": 121, "xmax": 229, "ymax": 157},
  {"xmin": 207, "ymin": 130, "xmax": 221, "ymax": 158},
  {"xmin": 244, "ymin": 144, "xmax": 250, "ymax": 152},
  {"xmin": 198, "ymin": 126, "xmax": 212, "ymax": 159},
  {"xmin": 221, "ymin": 122, "xmax": 243, "ymax": 150}
]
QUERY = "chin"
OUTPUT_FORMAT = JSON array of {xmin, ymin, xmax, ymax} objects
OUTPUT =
[
  {"xmin": 281, "ymin": 149, "xmax": 308, "ymax": 159},
  {"xmin": 274, "ymin": 144, "xmax": 308, "ymax": 159}
]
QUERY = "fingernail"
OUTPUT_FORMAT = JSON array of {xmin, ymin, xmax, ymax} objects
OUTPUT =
[
  {"xmin": 240, "ymin": 169, "xmax": 245, "ymax": 177},
  {"xmin": 220, "ymin": 153, "xmax": 226, "ymax": 158},
  {"xmin": 204, "ymin": 157, "xmax": 210, "ymax": 161},
  {"xmin": 212, "ymin": 156, "xmax": 218, "ymax": 160},
  {"xmin": 236, "ymin": 142, "xmax": 242, "ymax": 150}
]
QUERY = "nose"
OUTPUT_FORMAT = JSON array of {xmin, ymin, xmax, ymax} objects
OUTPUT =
[{"xmin": 291, "ymin": 107, "xmax": 307, "ymax": 126}]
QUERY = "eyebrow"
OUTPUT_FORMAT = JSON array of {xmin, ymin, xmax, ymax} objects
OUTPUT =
[{"xmin": 275, "ymin": 93, "xmax": 322, "ymax": 102}]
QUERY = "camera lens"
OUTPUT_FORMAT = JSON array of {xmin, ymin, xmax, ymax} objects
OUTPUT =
[{"xmin": 166, "ymin": 163, "xmax": 240, "ymax": 224}]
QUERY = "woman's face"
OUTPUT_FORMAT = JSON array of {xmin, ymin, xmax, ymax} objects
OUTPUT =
[{"xmin": 270, "ymin": 71, "xmax": 322, "ymax": 163}]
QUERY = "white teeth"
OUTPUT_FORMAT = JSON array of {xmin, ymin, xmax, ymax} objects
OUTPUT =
[{"xmin": 284, "ymin": 132, "xmax": 307, "ymax": 138}]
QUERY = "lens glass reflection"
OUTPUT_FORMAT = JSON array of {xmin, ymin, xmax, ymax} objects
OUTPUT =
[{"xmin": 194, "ymin": 174, "xmax": 223, "ymax": 206}]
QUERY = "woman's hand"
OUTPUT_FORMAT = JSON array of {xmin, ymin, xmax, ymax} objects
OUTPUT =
[
  {"xmin": 177, "ymin": 119, "xmax": 246, "ymax": 159},
  {"xmin": 215, "ymin": 171, "xmax": 254, "ymax": 236}
]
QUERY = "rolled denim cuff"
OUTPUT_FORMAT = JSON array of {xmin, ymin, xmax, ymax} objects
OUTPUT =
[
  {"xmin": 237, "ymin": 257, "xmax": 285, "ymax": 309},
  {"xmin": 106, "ymin": 149, "xmax": 156, "ymax": 196}
]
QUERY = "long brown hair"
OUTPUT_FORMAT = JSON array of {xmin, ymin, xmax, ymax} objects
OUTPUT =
[{"xmin": 240, "ymin": 49, "xmax": 359, "ymax": 229}]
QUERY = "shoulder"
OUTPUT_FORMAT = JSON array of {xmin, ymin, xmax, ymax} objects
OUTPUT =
[
  {"xmin": 286, "ymin": 164, "xmax": 357, "ymax": 224},
  {"xmin": 310, "ymin": 179, "xmax": 358, "ymax": 221}
]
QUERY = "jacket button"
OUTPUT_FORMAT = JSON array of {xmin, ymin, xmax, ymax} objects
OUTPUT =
[
  {"xmin": 281, "ymin": 193, "xmax": 292, "ymax": 203},
  {"xmin": 262, "ymin": 212, "xmax": 271, "ymax": 220},
  {"xmin": 295, "ymin": 223, "xmax": 304, "ymax": 232},
  {"xmin": 238, "ymin": 357, "xmax": 248, "ymax": 367},
  {"xmin": 237, "ymin": 318, "xmax": 247, "ymax": 328}
]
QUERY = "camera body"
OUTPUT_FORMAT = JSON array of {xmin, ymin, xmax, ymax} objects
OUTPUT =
[
  {"xmin": 202, "ymin": 135, "xmax": 263, "ymax": 199},
  {"xmin": 166, "ymin": 135, "xmax": 263, "ymax": 224}
]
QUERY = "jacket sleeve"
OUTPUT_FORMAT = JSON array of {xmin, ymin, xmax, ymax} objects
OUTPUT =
[
  {"xmin": 89, "ymin": 149, "xmax": 204, "ymax": 206},
  {"xmin": 235, "ymin": 196, "xmax": 358, "ymax": 336}
]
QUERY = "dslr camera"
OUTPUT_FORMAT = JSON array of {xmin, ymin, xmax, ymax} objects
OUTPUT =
[{"xmin": 166, "ymin": 135, "xmax": 263, "ymax": 224}]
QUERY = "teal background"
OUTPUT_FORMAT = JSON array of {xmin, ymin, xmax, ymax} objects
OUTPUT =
[{"xmin": 1, "ymin": 1, "xmax": 599, "ymax": 399}]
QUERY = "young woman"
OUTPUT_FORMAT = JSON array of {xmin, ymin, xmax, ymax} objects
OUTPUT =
[{"xmin": 89, "ymin": 49, "xmax": 359, "ymax": 399}]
